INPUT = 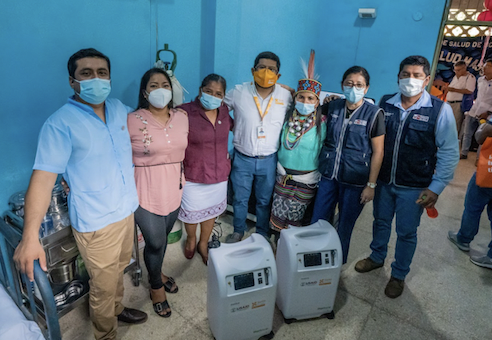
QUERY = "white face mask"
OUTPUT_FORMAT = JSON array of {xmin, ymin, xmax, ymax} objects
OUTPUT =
[
  {"xmin": 146, "ymin": 88, "xmax": 172, "ymax": 109},
  {"xmin": 398, "ymin": 77, "xmax": 425, "ymax": 97}
]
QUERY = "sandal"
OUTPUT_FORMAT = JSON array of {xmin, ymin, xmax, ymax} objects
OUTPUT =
[
  {"xmin": 153, "ymin": 300, "xmax": 171, "ymax": 318},
  {"xmin": 149, "ymin": 289, "xmax": 172, "ymax": 318},
  {"xmin": 148, "ymin": 274, "xmax": 179, "ymax": 294},
  {"xmin": 162, "ymin": 276, "xmax": 179, "ymax": 294}
]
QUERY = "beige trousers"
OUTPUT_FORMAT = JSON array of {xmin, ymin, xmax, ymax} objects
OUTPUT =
[
  {"xmin": 72, "ymin": 213, "xmax": 134, "ymax": 340},
  {"xmin": 450, "ymin": 101, "xmax": 463, "ymax": 137}
]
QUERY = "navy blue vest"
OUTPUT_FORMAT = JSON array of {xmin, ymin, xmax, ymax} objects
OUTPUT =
[
  {"xmin": 318, "ymin": 99, "xmax": 381, "ymax": 186},
  {"xmin": 378, "ymin": 93, "xmax": 443, "ymax": 188}
]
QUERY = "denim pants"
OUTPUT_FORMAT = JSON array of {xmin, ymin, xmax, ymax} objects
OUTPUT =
[
  {"xmin": 457, "ymin": 172, "xmax": 492, "ymax": 258},
  {"xmin": 369, "ymin": 182, "xmax": 424, "ymax": 280},
  {"xmin": 230, "ymin": 150, "xmax": 277, "ymax": 236},
  {"xmin": 311, "ymin": 177, "xmax": 365, "ymax": 264},
  {"xmin": 461, "ymin": 115, "xmax": 480, "ymax": 155}
]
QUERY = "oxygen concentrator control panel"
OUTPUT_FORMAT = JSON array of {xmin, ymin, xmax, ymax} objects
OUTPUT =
[
  {"xmin": 226, "ymin": 268, "xmax": 271, "ymax": 294},
  {"xmin": 297, "ymin": 250, "xmax": 337, "ymax": 270}
]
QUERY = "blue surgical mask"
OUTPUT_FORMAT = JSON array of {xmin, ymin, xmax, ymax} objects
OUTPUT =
[
  {"xmin": 199, "ymin": 92, "xmax": 223, "ymax": 110},
  {"xmin": 295, "ymin": 101, "xmax": 316, "ymax": 115},
  {"xmin": 74, "ymin": 78, "xmax": 111, "ymax": 104},
  {"xmin": 343, "ymin": 86, "xmax": 365, "ymax": 104}
]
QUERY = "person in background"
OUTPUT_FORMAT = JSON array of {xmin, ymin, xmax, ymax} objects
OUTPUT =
[
  {"xmin": 445, "ymin": 60, "xmax": 476, "ymax": 137},
  {"xmin": 14, "ymin": 48, "xmax": 147, "ymax": 340},
  {"xmin": 461, "ymin": 59, "xmax": 492, "ymax": 159},
  {"xmin": 355, "ymin": 56, "xmax": 459, "ymax": 299},
  {"xmin": 178, "ymin": 74, "xmax": 233, "ymax": 264},
  {"xmin": 311, "ymin": 66, "xmax": 385, "ymax": 264},
  {"xmin": 128, "ymin": 68, "xmax": 188, "ymax": 317},
  {"xmin": 269, "ymin": 51, "xmax": 326, "ymax": 235},
  {"xmin": 224, "ymin": 51, "xmax": 292, "ymax": 243},
  {"xmin": 448, "ymin": 118, "xmax": 492, "ymax": 268}
]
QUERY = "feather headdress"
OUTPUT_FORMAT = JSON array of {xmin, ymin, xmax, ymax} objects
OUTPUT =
[{"xmin": 297, "ymin": 49, "xmax": 322, "ymax": 98}]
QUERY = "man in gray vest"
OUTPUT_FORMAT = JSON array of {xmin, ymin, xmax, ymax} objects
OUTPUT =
[{"xmin": 354, "ymin": 56, "xmax": 459, "ymax": 298}]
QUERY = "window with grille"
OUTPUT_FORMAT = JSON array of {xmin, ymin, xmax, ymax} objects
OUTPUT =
[{"xmin": 446, "ymin": 0, "xmax": 490, "ymax": 37}]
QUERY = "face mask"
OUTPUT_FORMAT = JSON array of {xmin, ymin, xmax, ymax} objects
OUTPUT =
[
  {"xmin": 295, "ymin": 101, "xmax": 316, "ymax": 115},
  {"xmin": 200, "ymin": 92, "xmax": 223, "ymax": 110},
  {"xmin": 146, "ymin": 88, "xmax": 172, "ymax": 109},
  {"xmin": 399, "ymin": 77, "xmax": 425, "ymax": 97},
  {"xmin": 343, "ymin": 86, "xmax": 365, "ymax": 104},
  {"xmin": 74, "ymin": 78, "xmax": 111, "ymax": 104},
  {"xmin": 253, "ymin": 68, "xmax": 278, "ymax": 88}
]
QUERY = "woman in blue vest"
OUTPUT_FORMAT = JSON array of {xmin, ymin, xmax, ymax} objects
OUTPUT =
[{"xmin": 311, "ymin": 66, "xmax": 385, "ymax": 264}]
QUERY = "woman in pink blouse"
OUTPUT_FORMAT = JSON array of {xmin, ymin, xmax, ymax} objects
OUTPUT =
[
  {"xmin": 128, "ymin": 68, "xmax": 188, "ymax": 318},
  {"xmin": 178, "ymin": 74, "xmax": 233, "ymax": 265}
]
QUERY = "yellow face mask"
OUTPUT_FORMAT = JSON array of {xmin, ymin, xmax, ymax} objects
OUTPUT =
[{"xmin": 253, "ymin": 68, "xmax": 278, "ymax": 88}]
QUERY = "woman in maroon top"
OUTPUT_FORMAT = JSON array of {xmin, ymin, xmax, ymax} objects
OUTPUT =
[{"xmin": 178, "ymin": 74, "xmax": 233, "ymax": 264}]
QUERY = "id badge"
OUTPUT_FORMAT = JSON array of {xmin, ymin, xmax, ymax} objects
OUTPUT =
[{"xmin": 257, "ymin": 126, "xmax": 266, "ymax": 139}]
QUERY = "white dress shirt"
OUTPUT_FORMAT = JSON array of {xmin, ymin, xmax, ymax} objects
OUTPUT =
[
  {"xmin": 446, "ymin": 72, "xmax": 476, "ymax": 102},
  {"xmin": 467, "ymin": 76, "xmax": 492, "ymax": 117},
  {"xmin": 225, "ymin": 82, "xmax": 292, "ymax": 157}
]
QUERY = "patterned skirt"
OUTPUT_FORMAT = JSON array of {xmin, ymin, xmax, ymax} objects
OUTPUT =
[
  {"xmin": 178, "ymin": 180, "xmax": 227, "ymax": 224},
  {"xmin": 269, "ymin": 177, "xmax": 317, "ymax": 232}
]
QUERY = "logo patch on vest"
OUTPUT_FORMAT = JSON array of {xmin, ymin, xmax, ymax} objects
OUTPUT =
[
  {"xmin": 353, "ymin": 119, "xmax": 367, "ymax": 126},
  {"xmin": 412, "ymin": 114, "xmax": 429, "ymax": 122}
]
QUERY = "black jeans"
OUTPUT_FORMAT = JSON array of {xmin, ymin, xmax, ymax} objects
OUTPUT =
[{"xmin": 135, "ymin": 205, "xmax": 180, "ymax": 289}]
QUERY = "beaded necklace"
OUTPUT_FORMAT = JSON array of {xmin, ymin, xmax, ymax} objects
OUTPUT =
[{"xmin": 283, "ymin": 110, "xmax": 316, "ymax": 150}]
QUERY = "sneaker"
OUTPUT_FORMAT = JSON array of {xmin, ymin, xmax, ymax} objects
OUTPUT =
[
  {"xmin": 460, "ymin": 154, "xmax": 468, "ymax": 159},
  {"xmin": 225, "ymin": 232, "xmax": 244, "ymax": 243},
  {"xmin": 385, "ymin": 276, "xmax": 404, "ymax": 298},
  {"xmin": 354, "ymin": 257, "xmax": 384, "ymax": 273},
  {"xmin": 447, "ymin": 231, "xmax": 470, "ymax": 252},
  {"xmin": 470, "ymin": 254, "xmax": 492, "ymax": 269}
]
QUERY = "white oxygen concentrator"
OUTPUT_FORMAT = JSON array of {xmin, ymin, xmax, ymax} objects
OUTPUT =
[
  {"xmin": 276, "ymin": 220, "xmax": 342, "ymax": 322},
  {"xmin": 207, "ymin": 233, "xmax": 277, "ymax": 340}
]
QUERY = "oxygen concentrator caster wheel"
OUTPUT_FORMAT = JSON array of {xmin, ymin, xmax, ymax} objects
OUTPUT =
[
  {"xmin": 324, "ymin": 311, "xmax": 335, "ymax": 319},
  {"xmin": 260, "ymin": 331, "xmax": 275, "ymax": 339},
  {"xmin": 283, "ymin": 317, "xmax": 295, "ymax": 324}
]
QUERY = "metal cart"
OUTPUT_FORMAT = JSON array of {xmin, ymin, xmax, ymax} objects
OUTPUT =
[{"xmin": 0, "ymin": 211, "xmax": 142, "ymax": 339}]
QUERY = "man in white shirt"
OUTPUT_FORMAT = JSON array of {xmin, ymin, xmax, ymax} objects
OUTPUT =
[
  {"xmin": 224, "ymin": 51, "xmax": 292, "ymax": 242},
  {"xmin": 461, "ymin": 59, "xmax": 492, "ymax": 159},
  {"xmin": 445, "ymin": 60, "xmax": 476, "ymax": 136}
]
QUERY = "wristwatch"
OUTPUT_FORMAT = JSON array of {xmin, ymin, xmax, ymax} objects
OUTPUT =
[{"xmin": 366, "ymin": 182, "xmax": 377, "ymax": 189}]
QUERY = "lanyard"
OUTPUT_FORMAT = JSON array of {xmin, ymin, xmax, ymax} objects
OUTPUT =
[{"xmin": 253, "ymin": 96, "xmax": 274, "ymax": 121}]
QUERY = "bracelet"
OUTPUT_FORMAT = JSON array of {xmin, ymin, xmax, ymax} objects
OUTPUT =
[{"xmin": 366, "ymin": 182, "xmax": 377, "ymax": 189}]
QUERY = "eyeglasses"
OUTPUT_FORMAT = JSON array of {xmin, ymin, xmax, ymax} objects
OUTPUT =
[
  {"xmin": 255, "ymin": 65, "xmax": 279, "ymax": 74},
  {"xmin": 343, "ymin": 82, "xmax": 366, "ymax": 90}
]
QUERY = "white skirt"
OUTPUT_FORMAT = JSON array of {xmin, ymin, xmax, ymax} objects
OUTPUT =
[{"xmin": 178, "ymin": 180, "xmax": 228, "ymax": 224}]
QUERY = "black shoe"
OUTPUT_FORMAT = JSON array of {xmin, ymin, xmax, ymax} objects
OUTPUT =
[
  {"xmin": 117, "ymin": 307, "xmax": 148, "ymax": 324},
  {"xmin": 460, "ymin": 154, "xmax": 467, "ymax": 159},
  {"xmin": 384, "ymin": 277, "xmax": 404, "ymax": 299}
]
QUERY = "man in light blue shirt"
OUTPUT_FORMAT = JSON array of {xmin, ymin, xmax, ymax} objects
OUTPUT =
[
  {"xmin": 14, "ymin": 48, "xmax": 146, "ymax": 340},
  {"xmin": 354, "ymin": 56, "xmax": 459, "ymax": 299}
]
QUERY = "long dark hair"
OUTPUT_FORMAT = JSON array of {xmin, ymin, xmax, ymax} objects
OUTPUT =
[
  {"xmin": 137, "ymin": 68, "xmax": 173, "ymax": 110},
  {"xmin": 284, "ymin": 95, "xmax": 324, "ymax": 138}
]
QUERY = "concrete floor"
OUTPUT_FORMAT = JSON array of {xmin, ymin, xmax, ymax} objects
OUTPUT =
[{"xmin": 60, "ymin": 154, "xmax": 492, "ymax": 340}]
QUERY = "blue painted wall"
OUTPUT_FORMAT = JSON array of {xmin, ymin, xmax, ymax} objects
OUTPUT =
[
  {"xmin": 0, "ymin": 0, "xmax": 446, "ymax": 211},
  {"xmin": 214, "ymin": 0, "xmax": 446, "ymax": 100}
]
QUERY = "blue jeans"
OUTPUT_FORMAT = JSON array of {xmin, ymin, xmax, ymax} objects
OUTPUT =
[
  {"xmin": 461, "ymin": 115, "xmax": 480, "ymax": 155},
  {"xmin": 369, "ymin": 182, "xmax": 424, "ymax": 280},
  {"xmin": 311, "ymin": 177, "xmax": 365, "ymax": 264},
  {"xmin": 457, "ymin": 172, "xmax": 492, "ymax": 258},
  {"xmin": 230, "ymin": 150, "xmax": 277, "ymax": 236}
]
